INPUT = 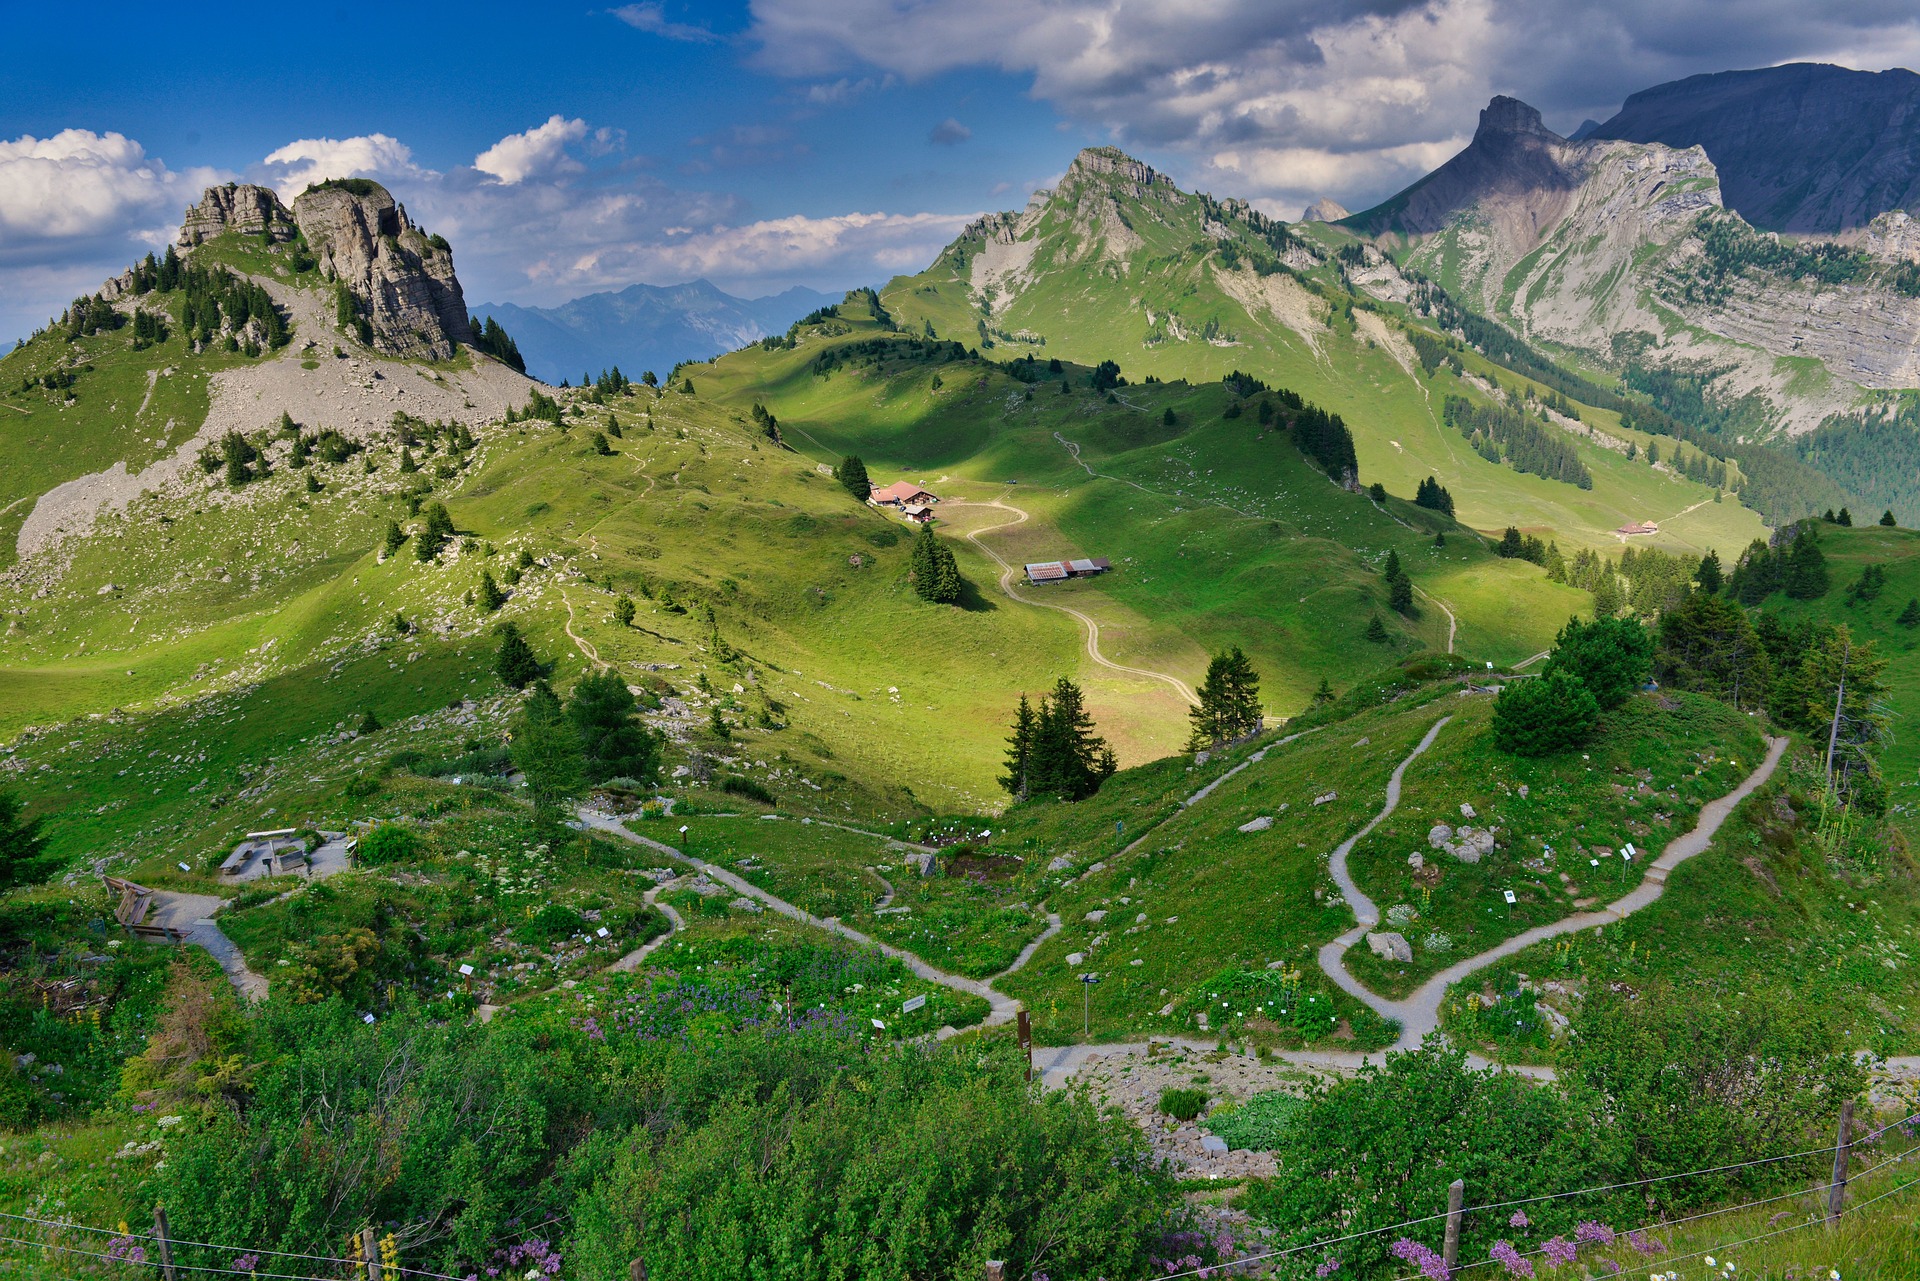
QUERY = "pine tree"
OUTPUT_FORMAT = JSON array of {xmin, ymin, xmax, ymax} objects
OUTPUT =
[
  {"xmin": 1312, "ymin": 677, "xmax": 1335, "ymax": 705},
  {"xmin": 477, "ymin": 570, "xmax": 505, "ymax": 612},
  {"xmin": 999, "ymin": 695, "xmax": 1037, "ymax": 799},
  {"xmin": 1899, "ymin": 599, "xmax": 1920, "ymax": 627},
  {"xmin": 1838, "ymin": 507, "xmax": 1853, "ymax": 527},
  {"xmin": 1365, "ymin": 616, "xmax": 1389, "ymax": 643},
  {"xmin": 1383, "ymin": 550, "xmax": 1402, "ymax": 581},
  {"xmin": 1492, "ymin": 670, "xmax": 1599, "ymax": 757},
  {"xmin": 568, "ymin": 669, "xmax": 660, "ymax": 783},
  {"xmin": 910, "ymin": 524, "xmax": 962, "ymax": 604},
  {"xmin": 513, "ymin": 682, "xmax": 585, "ymax": 830},
  {"xmin": 399, "ymin": 447, "xmax": 418, "ymax": 474},
  {"xmin": 1695, "ymin": 549, "xmax": 1724, "ymax": 594},
  {"xmin": 1881, "ymin": 510, "xmax": 1898, "ymax": 527},
  {"xmin": 382, "ymin": 520, "xmax": 405, "ymax": 558},
  {"xmin": 1784, "ymin": 526, "xmax": 1830, "ymax": 599},
  {"xmin": 416, "ymin": 502, "xmax": 455, "ymax": 561},
  {"xmin": 1389, "ymin": 571, "xmax": 1415, "ymax": 614},
  {"xmin": 1188, "ymin": 647, "xmax": 1263, "ymax": 749},
  {"xmin": 357, "ymin": 710, "xmax": 382, "ymax": 735},
  {"xmin": 1026, "ymin": 678, "xmax": 1115, "ymax": 801},
  {"xmin": 495, "ymin": 622, "xmax": 542, "ymax": 690},
  {"xmin": 592, "ymin": 431, "xmax": 613, "ymax": 455},
  {"xmin": 1497, "ymin": 527, "xmax": 1524, "ymax": 558},
  {"xmin": 837, "ymin": 455, "xmax": 872, "ymax": 500},
  {"xmin": 614, "ymin": 595, "xmax": 636, "ymax": 627},
  {"xmin": 1434, "ymin": 530, "xmax": 1447, "ymax": 549}
]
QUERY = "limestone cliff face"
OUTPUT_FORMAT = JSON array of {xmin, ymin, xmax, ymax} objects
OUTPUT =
[
  {"xmin": 1357, "ymin": 96, "xmax": 1920, "ymax": 432},
  {"xmin": 291, "ymin": 182, "xmax": 471, "ymax": 360},
  {"xmin": 178, "ymin": 184, "xmax": 296, "ymax": 246}
]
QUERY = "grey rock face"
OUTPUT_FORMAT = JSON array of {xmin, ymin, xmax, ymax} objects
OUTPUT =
[
  {"xmin": 291, "ymin": 182, "xmax": 471, "ymax": 360},
  {"xmin": 178, "ymin": 183, "xmax": 297, "ymax": 246}
]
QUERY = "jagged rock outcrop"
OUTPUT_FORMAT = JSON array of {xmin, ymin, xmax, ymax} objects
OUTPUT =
[
  {"xmin": 178, "ymin": 184, "xmax": 296, "ymax": 246},
  {"xmin": 1589, "ymin": 63, "xmax": 1920, "ymax": 234},
  {"xmin": 1350, "ymin": 93, "xmax": 1920, "ymax": 431},
  {"xmin": 1299, "ymin": 197, "xmax": 1349, "ymax": 223},
  {"xmin": 291, "ymin": 181, "xmax": 471, "ymax": 361}
]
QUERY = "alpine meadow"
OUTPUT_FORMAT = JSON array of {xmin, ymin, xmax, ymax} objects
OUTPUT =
[{"xmin": 3, "ymin": 14, "xmax": 1920, "ymax": 1281}]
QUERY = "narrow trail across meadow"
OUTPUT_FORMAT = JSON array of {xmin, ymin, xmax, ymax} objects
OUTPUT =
[
  {"xmin": 948, "ymin": 496, "xmax": 1199, "ymax": 705},
  {"xmin": 575, "ymin": 720, "xmax": 1819, "ymax": 1086}
]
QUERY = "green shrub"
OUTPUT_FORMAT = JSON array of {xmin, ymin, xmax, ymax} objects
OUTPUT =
[
  {"xmin": 720, "ymin": 775, "xmax": 775, "ymax": 806},
  {"xmin": 1158, "ymin": 1086, "xmax": 1209, "ymax": 1120},
  {"xmin": 1542, "ymin": 615, "xmax": 1653, "ymax": 709},
  {"xmin": 512, "ymin": 903, "xmax": 585, "ymax": 947},
  {"xmin": 1491, "ymin": 670, "xmax": 1599, "ymax": 756},
  {"xmin": 1207, "ymin": 1090, "xmax": 1304, "ymax": 1150},
  {"xmin": 357, "ymin": 823, "xmax": 418, "ymax": 866}
]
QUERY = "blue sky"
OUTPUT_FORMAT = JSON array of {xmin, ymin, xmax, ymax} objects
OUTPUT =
[{"xmin": 3, "ymin": 0, "xmax": 1916, "ymax": 344}]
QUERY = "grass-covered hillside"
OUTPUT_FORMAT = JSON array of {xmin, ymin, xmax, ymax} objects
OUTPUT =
[{"xmin": 875, "ymin": 148, "xmax": 1771, "ymax": 560}]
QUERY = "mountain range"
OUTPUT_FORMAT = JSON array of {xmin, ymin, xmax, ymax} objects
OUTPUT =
[{"xmin": 470, "ymin": 279, "xmax": 839, "ymax": 385}]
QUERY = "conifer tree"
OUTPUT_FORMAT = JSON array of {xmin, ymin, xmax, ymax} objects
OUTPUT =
[
  {"xmin": 1784, "ymin": 526, "xmax": 1830, "ymax": 599},
  {"xmin": 1188, "ymin": 648, "xmax": 1263, "ymax": 749},
  {"xmin": 1695, "ymin": 549, "xmax": 1724, "ymax": 595},
  {"xmin": 382, "ymin": 520, "xmax": 405, "ymax": 558},
  {"xmin": 837, "ymin": 455, "xmax": 872, "ymax": 501},
  {"xmin": 1880, "ymin": 510, "xmax": 1897, "ymax": 527},
  {"xmin": 614, "ymin": 595, "xmax": 636, "ymax": 627},
  {"xmin": 512, "ymin": 681, "xmax": 585, "ymax": 830},
  {"xmin": 1019, "ymin": 678, "xmax": 1117, "ymax": 801},
  {"xmin": 910, "ymin": 524, "xmax": 962, "ymax": 604},
  {"xmin": 1365, "ymin": 616, "xmax": 1389, "ymax": 642},
  {"xmin": 1312, "ymin": 677, "xmax": 1335, "ymax": 705},
  {"xmin": 999, "ymin": 695, "xmax": 1037, "ymax": 799},
  {"xmin": 1899, "ymin": 599, "xmax": 1920, "ymax": 627},
  {"xmin": 477, "ymin": 570, "xmax": 505, "ymax": 613},
  {"xmin": 568, "ymin": 669, "xmax": 660, "ymax": 783},
  {"xmin": 495, "ymin": 622, "xmax": 542, "ymax": 690},
  {"xmin": 0, "ymin": 791, "xmax": 54, "ymax": 891},
  {"xmin": 416, "ymin": 502, "xmax": 455, "ymax": 561},
  {"xmin": 399, "ymin": 447, "xmax": 418, "ymax": 474}
]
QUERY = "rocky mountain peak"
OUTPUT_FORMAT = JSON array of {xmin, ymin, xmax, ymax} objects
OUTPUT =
[
  {"xmin": 178, "ymin": 183, "xmax": 297, "ymax": 246},
  {"xmin": 1060, "ymin": 147, "xmax": 1178, "ymax": 200},
  {"xmin": 1476, "ymin": 96, "xmax": 1558, "ymax": 141},
  {"xmin": 1299, "ymin": 197, "xmax": 1350, "ymax": 223},
  {"xmin": 289, "ymin": 180, "xmax": 471, "ymax": 361}
]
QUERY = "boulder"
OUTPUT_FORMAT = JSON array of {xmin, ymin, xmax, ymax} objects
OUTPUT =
[
  {"xmin": 1407, "ymin": 852, "xmax": 1424, "ymax": 869},
  {"xmin": 1084, "ymin": 910, "xmax": 1108, "ymax": 923},
  {"xmin": 1066, "ymin": 952, "xmax": 1086, "ymax": 967},
  {"xmin": 1366, "ymin": 932, "xmax": 1413, "ymax": 963},
  {"xmin": 1460, "ymin": 802, "xmax": 1477, "ymax": 818},
  {"xmin": 1428, "ymin": 824, "xmax": 1454, "ymax": 848},
  {"xmin": 906, "ymin": 851, "xmax": 936, "ymax": 877},
  {"xmin": 1238, "ymin": 816, "xmax": 1274, "ymax": 833},
  {"xmin": 1047, "ymin": 855, "xmax": 1073, "ymax": 871}
]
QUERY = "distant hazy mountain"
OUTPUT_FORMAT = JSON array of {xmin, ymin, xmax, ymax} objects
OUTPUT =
[
  {"xmin": 1588, "ymin": 63, "xmax": 1920, "ymax": 233},
  {"xmin": 471, "ymin": 280, "xmax": 840, "ymax": 385}
]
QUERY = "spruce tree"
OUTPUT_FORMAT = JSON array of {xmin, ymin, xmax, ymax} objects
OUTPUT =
[
  {"xmin": 477, "ymin": 570, "xmax": 505, "ymax": 612},
  {"xmin": 1027, "ymin": 678, "xmax": 1114, "ymax": 801},
  {"xmin": 495, "ymin": 622, "xmax": 542, "ymax": 690},
  {"xmin": 1389, "ymin": 569, "xmax": 1415, "ymax": 615},
  {"xmin": 512, "ymin": 682, "xmax": 586, "ymax": 830},
  {"xmin": 1900, "ymin": 599, "xmax": 1920, "ymax": 628},
  {"xmin": 1312, "ymin": 677, "xmax": 1335, "ymax": 705},
  {"xmin": 1498, "ymin": 527, "xmax": 1524, "ymax": 558},
  {"xmin": 837, "ymin": 455, "xmax": 872, "ymax": 500},
  {"xmin": 1189, "ymin": 647, "xmax": 1263, "ymax": 749},
  {"xmin": 1881, "ymin": 510, "xmax": 1898, "ymax": 527},
  {"xmin": 614, "ymin": 595, "xmax": 636, "ymax": 627},
  {"xmin": 592, "ymin": 431, "xmax": 613, "ymax": 456},
  {"xmin": 382, "ymin": 521, "xmax": 405, "ymax": 558},
  {"xmin": 357, "ymin": 710, "xmax": 382, "ymax": 735},
  {"xmin": 1838, "ymin": 508, "xmax": 1853, "ymax": 527},
  {"xmin": 568, "ymin": 669, "xmax": 660, "ymax": 783},
  {"xmin": 1492, "ymin": 669, "xmax": 1599, "ymax": 757},
  {"xmin": 999, "ymin": 695, "xmax": 1037, "ymax": 799},
  {"xmin": 1784, "ymin": 526, "xmax": 1830, "ymax": 599},
  {"xmin": 417, "ymin": 502, "xmax": 455, "ymax": 561},
  {"xmin": 1365, "ymin": 616, "xmax": 1389, "ymax": 643},
  {"xmin": 1695, "ymin": 549, "xmax": 1724, "ymax": 595}
]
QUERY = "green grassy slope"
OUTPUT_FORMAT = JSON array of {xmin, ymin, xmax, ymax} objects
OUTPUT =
[{"xmin": 873, "ymin": 154, "xmax": 1767, "ymax": 563}]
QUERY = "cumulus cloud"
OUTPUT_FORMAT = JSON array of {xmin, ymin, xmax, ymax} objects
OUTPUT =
[
  {"xmin": 0, "ymin": 128, "xmax": 228, "ymax": 342},
  {"xmin": 474, "ymin": 115, "xmax": 591, "ymax": 184},
  {"xmin": 610, "ymin": 3, "xmax": 720, "ymax": 43},
  {"xmin": 745, "ymin": 0, "xmax": 1920, "ymax": 213},
  {"xmin": 0, "ymin": 130, "xmax": 198, "ymax": 250},
  {"xmin": 928, "ymin": 117, "xmax": 972, "ymax": 145},
  {"xmin": 629, "ymin": 209, "xmax": 978, "ymax": 287},
  {"xmin": 261, "ymin": 133, "xmax": 428, "ymax": 199}
]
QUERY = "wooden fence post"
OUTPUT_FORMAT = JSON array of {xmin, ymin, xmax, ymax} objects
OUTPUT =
[
  {"xmin": 362, "ymin": 1226, "xmax": 380, "ymax": 1281},
  {"xmin": 1826, "ymin": 1099, "xmax": 1855, "ymax": 1228},
  {"xmin": 151, "ymin": 1206, "xmax": 178, "ymax": 1281},
  {"xmin": 1442, "ymin": 1178, "xmax": 1465, "ymax": 1269}
]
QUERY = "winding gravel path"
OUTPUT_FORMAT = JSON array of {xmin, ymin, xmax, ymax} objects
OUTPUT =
[
  {"xmin": 949, "ymin": 497, "xmax": 1199, "ymax": 706},
  {"xmin": 1318, "ymin": 728, "xmax": 1791, "ymax": 1050}
]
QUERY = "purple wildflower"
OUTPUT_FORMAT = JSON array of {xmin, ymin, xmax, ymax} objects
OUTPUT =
[
  {"xmin": 1390, "ymin": 1238, "xmax": 1451, "ymax": 1281},
  {"xmin": 230, "ymin": 1253, "xmax": 261, "ymax": 1273},
  {"xmin": 1597, "ymin": 1262, "xmax": 1621, "ymax": 1276},
  {"xmin": 1508, "ymin": 1209, "xmax": 1530, "ymax": 1230},
  {"xmin": 128, "ymin": 1247, "xmax": 147, "ymax": 1265},
  {"xmin": 1575, "ymin": 1221, "xmax": 1616, "ymax": 1248},
  {"xmin": 1540, "ymin": 1237, "xmax": 1577, "ymax": 1268},
  {"xmin": 1626, "ymin": 1231, "xmax": 1663, "ymax": 1256},
  {"xmin": 1315, "ymin": 1258, "xmax": 1342, "ymax": 1278},
  {"xmin": 1490, "ymin": 1240, "xmax": 1535, "ymax": 1278}
]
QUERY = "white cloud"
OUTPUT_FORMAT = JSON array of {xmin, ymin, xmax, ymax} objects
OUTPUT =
[
  {"xmin": 261, "ymin": 133, "xmax": 427, "ymax": 200},
  {"xmin": 610, "ymin": 3, "xmax": 720, "ymax": 43},
  {"xmin": 474, "ymin": 116, "xmax": 591, "ymax": 185},
  {"xmin": 0, "ymin": 129, "xmax": 229, "ymax": 343},
  {"xmin": 628, "ymin": 209, "xmax": 979, "ymax": 285},
  {"xmin": 0, "ymin": 130, "xmax": 193, "ymax": 247},
  {"xmin": 929, "ymin": 118, "xmax": 972, "ymax": 145},
  {"xmin": 745, "ymin": 0, "xmax": 1920, "ymax": 212}
]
